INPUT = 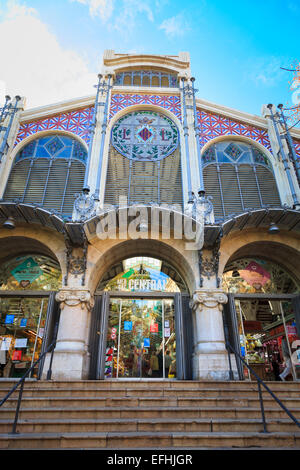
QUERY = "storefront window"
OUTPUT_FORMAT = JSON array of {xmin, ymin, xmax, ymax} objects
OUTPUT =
[
  {"xmin": 224, "ymin": 257, "xmax": 300, "ymax": 382},
  {"xmin": 235, "ymin": 299, "xmax": 300, "ymax": 381},
  {"xmin": 0, "ymin": 297, "xmax": 48, "ymax": 378},
  {"xmin": 105, "ymin": 298, "xmax": 176, "ymax": 379},
  {"xmin": 0, "ymin": 254, "xmax": 61, "ymax": 378}
]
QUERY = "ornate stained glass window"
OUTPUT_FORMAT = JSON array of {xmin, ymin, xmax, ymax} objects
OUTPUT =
[
  {"xmin": 224, "ymin": 142, "xmax": 243, "ymax": 161},
  {"xmin": 105, "ymin": 111, "xmax": 183, "ymax": 207},
  {"xmin": 111, "ymin": 111, "xmax": 179, "ymax": 161},
  {"xmin": 202, "ymin": 140, "xmax": 281, "ymax": 219},
  {"xmin": 4, "ymin": 135, "xmax": 87, "ymax": 219}
]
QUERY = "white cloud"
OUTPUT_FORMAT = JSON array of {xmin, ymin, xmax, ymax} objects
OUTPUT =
[
  {"xmin": 247, "ymin": 56, "xmax": 285, "ymax": 88},
  {"xmin": 0, "ymin": 1, "xmax": 97, "ymax": 108},
  {"xmin": 159, "ymin": 13, "xmax": 189, "ymax": 38},
  {"xmin": 70, "ymin": 0, "xmax": 115, "ymax": 21},
  {"xmin": 71, "ymin": 0, "xmax": 154, "ymax": 34}
]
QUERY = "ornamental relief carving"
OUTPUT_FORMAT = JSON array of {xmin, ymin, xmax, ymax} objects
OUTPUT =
[
  {"xmin": 190, "ymin": 290, "xmax": 228, "ymax": 312},
  {"xmin": 55, "ymin": 289, "xmax": 94, "ymax": 311}
]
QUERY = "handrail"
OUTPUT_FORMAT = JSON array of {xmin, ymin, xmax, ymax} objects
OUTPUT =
[
  {"xmin": 226, "ymin": 341, "xmax": 300, "ymax": 432},
  {"xmin": 0, "ymin": 340, "xmax": 56, "ymax": 434}
]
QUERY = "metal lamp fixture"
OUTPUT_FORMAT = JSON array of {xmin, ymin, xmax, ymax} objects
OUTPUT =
[
  {"xmin": 2, "ymin": 216, "xmax": 15, "ymax": 229},
  {"xmin": 268, "ymin": 222, "xmax": 280, "ymax": 234}
]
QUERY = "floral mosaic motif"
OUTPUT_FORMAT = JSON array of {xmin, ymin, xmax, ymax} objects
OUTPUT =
[
  {"xmin": 111, "ymin": 110, "xmax": 179, "ymax": 161},
  {"xmin": 224, "ymin": 142, "xmax": 243, "ymax": 161},
  {"xmin": 110, "ymin": 93, "xmax": 181, "ymax": 119},
  {"xmin": 45, "ymin": 136, "xmax": 64, "ymax": 156},
  {"xmin": 294, "ymin": 140, "xmax": 300, "ymax": 161},
  {"xmin": 197, "ymin": 109, "xmax": 273, "ymax": 154},
  {"xmin": 202, "ymin": 146, "xmax": 216, "ymax": 165},
  {"xmin": 252, "ymin": 147, "xmax": 271, "ymax": 168},
  {"xmin": 15, "ymin": 107, "xmax": 94, "ymax": 146}
]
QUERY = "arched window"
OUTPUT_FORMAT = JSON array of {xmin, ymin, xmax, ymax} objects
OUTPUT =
[
  {"xmin": 202, "ymin": 140, "xmax": 281, "ymax": 219},
  {"xmin": 114, "ymin": 70, "xmax": 178, "ymax": 88},
  {"xmin": 4, "ymin": 134, "xmax": 87, "ymax": 219},
  {"xmin": 105, "ymin": 110, "xmax": 183, "ymax": 207}
]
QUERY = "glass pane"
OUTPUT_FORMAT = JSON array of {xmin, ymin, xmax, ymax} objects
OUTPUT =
[
  {"xmin": 280, "ymin": 301, "xmax": 300, "ymax": 381},
  {"xmin": 0, "ymin": 297, "xmax": 48, "ymax": 378},
  {"xmin": 105, "ymin": 298, "xmax": 176, "ymax": 379},
  {"xmin": 234, "ymin": 299, "xmax": 300, "ymax": 382},
  {"xmin": 163, "ymin": 299, "xmax": 176, "ymax": 378}
]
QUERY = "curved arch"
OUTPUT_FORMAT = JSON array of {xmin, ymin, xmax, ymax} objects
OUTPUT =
[
  {"xmin": 87, "ymin": 238, "xmax": 196, "ymax": 295},
  {"xmin": 201, "ymin": 134, "xmax": 276, "ymax": 167},
  {"xmin": 219, "ymin": 232, "xmax": 300, "ymax": 285},
  {"xmin": 11, "ymin": 129, "xmax": 88, "ymax": 163},
  {"xmin": 0, "ymin": 229, "xmax": 66, "ymax": 281},
  {"xmin": 108, "ymin": 103, "xmax": 183, "ymax": 133}
]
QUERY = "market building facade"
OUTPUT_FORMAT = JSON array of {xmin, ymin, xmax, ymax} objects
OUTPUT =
[{"xmin": 0, "ymin": 51, "xmax": 300, "ymax": 383}]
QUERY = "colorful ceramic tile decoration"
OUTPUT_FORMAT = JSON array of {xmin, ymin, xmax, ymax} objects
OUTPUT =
[
  {"xmin": 15, "ymin": 107, "xmax": 94, "ymax": 146},
  {"xmin": 294, "ymin": 140, "xmax": 300, "ymax": 161},
  {"xmin": 196, "ymin": 109, "xmax": 273, "ymax": 153},
  {"xmin": 111, "ymin": 110, "xmax": 179, "ymax": 161},
  {"xmin": 224, "ymin": 142, "xmax": 243, "ymax": 161},
  {"xmin": 110, "ymin": 93, "xmax": 181, "ymax": 119}
]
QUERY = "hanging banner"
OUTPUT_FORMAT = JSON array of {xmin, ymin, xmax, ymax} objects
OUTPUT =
[
  {"xmin": 240, "ymin": 261, "xmax": 271, "ymax": 287},
  {"xmin": 11, "ymin": 257, "xmax": 43, "ymax": 284}
]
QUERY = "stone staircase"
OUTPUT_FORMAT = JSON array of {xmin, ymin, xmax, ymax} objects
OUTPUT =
[{"xmin": 0, "ymin": 379, "xmax": 299, "ymax": 449}]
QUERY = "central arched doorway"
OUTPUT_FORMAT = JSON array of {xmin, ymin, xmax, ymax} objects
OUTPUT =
[{"xmin": 88, "ymin": 254, "xmax": 193, "ymax": 381}]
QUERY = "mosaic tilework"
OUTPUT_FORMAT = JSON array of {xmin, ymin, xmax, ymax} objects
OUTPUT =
[
  {"xmin": 15, "ymin": 106, "xmax": 94, "ymax": 146},
  {"xmin": 293, "ymin": 140, "xmax": 300, "ymax": 160},
  {"xmin": 110, "ymin": 93, "xmax": 181, "ymax": 119},
  {"xmin": 197, "ymin": 109, "xmax": 273, "ymax": 153}
]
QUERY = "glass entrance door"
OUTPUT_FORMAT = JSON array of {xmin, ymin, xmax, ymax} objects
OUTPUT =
[{"xmin": 105, "ymin": 298, "xmax": 176, "ymax": 379}]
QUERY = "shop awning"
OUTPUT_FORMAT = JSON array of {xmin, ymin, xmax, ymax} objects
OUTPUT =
[{"xmin": 1, "ymin": 203, "xmax": 299, "ymax": 248}]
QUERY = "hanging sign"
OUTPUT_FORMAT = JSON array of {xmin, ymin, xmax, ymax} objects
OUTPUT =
[
  {"xmin": 1, "ymin": 337, "xmax": 11, "ymax": 350},
  {"xmin": 143, "ymin": 338, "xmax": 150, "ymax": 348},
  {"xmin": 117, "ymin": 278, "xmax": 167, "ymax": 292},
  {"xmin": 15, "ymin": 338, "xmax": 27, "ymax": 348},
  {"xmin": 150, "ymin": 323, "xmax": 158, "ymax": 333},
  {"xmin": 11, "ymin": 257, "xmax": 43, "ymax": 284},
  {"xmin": 240, "ymin": 261, "xmax": 271, "ymax": 287},
  {"xmin": 12, "ymin": 350, "xmax": 22, "ymax": 361},
  {"xmin": 124, "ymin": 321, "xmax": 133, "ymax": 331},
  {"xmin": 5, "ymin": 315, "xmax": 14, "ymax": 324},
  {"xmin": 111, "ymin": 327, "xmax": 117, "ymax": 340},
  {"xmin": 164, "ymin": 328, "xmax": 171, "ymax": 338}
]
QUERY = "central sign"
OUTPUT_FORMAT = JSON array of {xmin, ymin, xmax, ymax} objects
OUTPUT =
[{"xmin": 111, "ymin": 110, "xmax": 179, "ymax": 161}]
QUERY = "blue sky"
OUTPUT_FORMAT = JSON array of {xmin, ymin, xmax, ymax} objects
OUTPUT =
[{"xmin": 0, "ymin": 0, "xmax": 299, "ymax": 122}]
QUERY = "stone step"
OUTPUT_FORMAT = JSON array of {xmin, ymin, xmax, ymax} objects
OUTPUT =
[
  {"xmin": 0, "ymin": 417, "xmax": 298, "ymax": 434},
  {"xmin": 1, "ymin": 379, "xmax": 300, "ymax": 391},
  {"xmin": 2, "ymin": 396, "xmax": 300, "ymax": 409},
  {"xmin": 0, "ymin": 431, "xmax": 299, "ymax": 449},
  {"xmin": 1, "ymin": 405, "xmax": 300, "ymax": 420},
  {"xmin": 1, "ymin": 386, "xmax": 300, "ymax": 399}
]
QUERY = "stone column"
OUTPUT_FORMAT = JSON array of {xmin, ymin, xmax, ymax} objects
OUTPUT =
[
  {"xmin": 190, "ymin": 288, "xmax": 231, "ymax": 380},
  {"xmin": 48, "ymin": 288, "xmax": 94, "ymax": 380}
]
